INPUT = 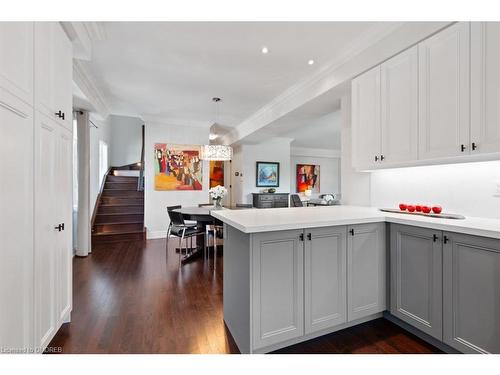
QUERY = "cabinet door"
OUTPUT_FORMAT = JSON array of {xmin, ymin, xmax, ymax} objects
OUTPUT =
[
  {"xmin": 0, "ymin": 93, "xmax": 34, "ymax": 350},
  {"xmin": 0, "ymin": 22, "xmax": 33, "ymax": 105},
  {"xmin": 347, "ymin": 223, "xmax": 386, "ymax": 321},
  {"xmin": 380, "ymin": 46, "xmax": 418, "ymax": 165},
  {"xmin": 55, "ymin": 127, "xmax": 73, "ymax": 325},
  {"xmin": 52, "ymin": 23, "xmax": 73, "ymax": 130},
  {"xmin": 443, "ymin": 232, "xmax": 500, "ymax": 353},
  {"xmin": 352, "ymin": 65, "xmax": 381, "ymax": 170},
  {"xmin": 470, "ymin": 22, "xmax": 500, "ymax": 155},
  {"xmin": 251, "ymin": 229, "xmax": 304, "ymax": 350},
  {"xmin": 35, "ymin": 22, "xmax": 73, "ymax": 130},
  {"xmin": 390, "ymin": 224, "xmax": 443, "ymax": 340},
  {"xmin": 418, "ymin": 22, "xmax": 470, "ymax": 160},
  {"xmin": 304, "ymin": 226, "xmax": 347, "ymax": 334},
  {"xmin": 34, "ymin": 113, "xmax": 58, "ymax": 350}
]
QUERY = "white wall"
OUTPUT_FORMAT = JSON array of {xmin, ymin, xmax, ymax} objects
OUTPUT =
[
  {"xmin": 89, "ymin": 114, "xmax": 112, "ymax": 211},
  {"xmin": 231, "ymin": 137, "xmax": 292, "ymax": 205},
  {"xmin": 110, "ymin": 114, "xmax": 143, "ymax": 166},
  {"xmin": 370, "ymin": 160, "xmax": 500, "ymax": 219},
  {"xmin": 144, "ymin": 122, "xmax": 210, "ymax": 238},
  {"xmin": 290, "ymin": 154, "xmax": 340, "ymax": 197}
]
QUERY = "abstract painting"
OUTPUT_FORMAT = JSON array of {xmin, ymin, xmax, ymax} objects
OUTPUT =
[
  {"xmin": 154, "ymin": 143, "xmax": 203, "ymax": 191},
  {"xmin": 296, "ymin": 164, "xmax": 320, "ymax": 193},
  {"xmin": 209, "ymin": 160, "xmax": 224, "ymax": 188},
  {"xmin": 256, "ymin": 161, "xmax": 279, "ymax": 187}
]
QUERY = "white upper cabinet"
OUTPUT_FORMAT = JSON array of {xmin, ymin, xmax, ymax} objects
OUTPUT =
[
  {"xmin": 418, "ymin": 22, "xmax": 470, "ymax": 160},
  {"xmin": 35, "ymin": 22, "xmax": 73, "ymax": 130},
  {"xmin": 470, "ymin": 22, "xmax": 500, "ymax": 155},
  {"xmin": 380, "ymin": 46, "xmax": 418, "ymax": 164},
  {"xmin": 0, "ymin": 22, "xmax": 34, "ymax": 105},
  {"xmin": 352, "ymin": 65, "xmax": 381, "ymax": 170}
]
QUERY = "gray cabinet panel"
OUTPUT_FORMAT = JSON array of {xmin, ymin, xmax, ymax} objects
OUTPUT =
[
  {"xmin": 390, "ymin": 224, "xmax": 443, "ymax": 340},
  {"xmin": 251, "ymin": 229, "xmax": 304, "ymax": 350},
  {"xmin": 304, "ymin": 226, "xmax": 347, "ymax": 334},
  {"xmin": 443, "ymin": 232, "xmax": 500, "ymax": 353},
  {"xmin": 348, "ymin": 223, "xmax": 387, "ymax": 321}
]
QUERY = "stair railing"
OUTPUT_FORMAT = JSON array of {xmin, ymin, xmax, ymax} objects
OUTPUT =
[{"xmin": 137, "ymin": 124, "xmax": 145, "ymax": 191}]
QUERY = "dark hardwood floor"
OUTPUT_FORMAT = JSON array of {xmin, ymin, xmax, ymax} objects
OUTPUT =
[{"xmin": 48, "ymin": 239, "xmax": 442, "ymax": 354}]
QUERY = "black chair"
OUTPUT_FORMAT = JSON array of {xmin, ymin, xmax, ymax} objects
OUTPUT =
[
  {"xmin": 198, "ymin": 203, "xmax": 224, "ymax": 259},
  {"xmin": 166, "ymin": 209, "xmax": 203, "ymax": 267},
  {"xmin": 290, "ymin": 194, "xmax": 304, "ymax": 207}
]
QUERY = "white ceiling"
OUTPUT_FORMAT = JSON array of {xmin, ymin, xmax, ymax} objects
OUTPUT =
[{"xmin": 84, "ymin": 22, "xmax": 391, "ymax": 128}]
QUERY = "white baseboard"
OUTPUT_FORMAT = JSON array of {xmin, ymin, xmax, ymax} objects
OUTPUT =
[{"xmin": 147, "ymin": 230, "xmax": 167, "ymax": 239}]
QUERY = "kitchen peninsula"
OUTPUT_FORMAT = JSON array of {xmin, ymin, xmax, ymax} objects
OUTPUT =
[{"xmin": 211, "ymin": 206, "xmax": 500, "ymax": 354}]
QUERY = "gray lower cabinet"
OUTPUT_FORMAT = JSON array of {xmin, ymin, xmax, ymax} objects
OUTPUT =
[
  {"xmin": 443, "ymin": 232, "xmax": 500, "ymax": 353},
  {"xmin": 347, "ymin": 223, "xmax": 387, "ymax": 321},
  {"xmin": 390, "ymin": 224, "xmax": 443, "ymax": 340},
  {"xmin": 304, "ymin": 226, "xmax": 347, "ymax": 334},
  {"xmin": 251, "ymin": 229, "xmax": 304, "ymax": 350}
]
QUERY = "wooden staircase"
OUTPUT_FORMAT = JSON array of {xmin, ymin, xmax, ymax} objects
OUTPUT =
[{"xmin": 91, "ymin": 172, "xmax": 145, "ymax": 245}]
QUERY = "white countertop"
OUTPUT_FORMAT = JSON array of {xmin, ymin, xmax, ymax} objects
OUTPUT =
[{"xmin": 211, "ymin": 205, "xmax": 500, "ymax": 240}]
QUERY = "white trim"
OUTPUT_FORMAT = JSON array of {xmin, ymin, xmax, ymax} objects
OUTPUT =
[
  {"xmin": 147, "ymin": 230, "xmax": 168, "ymax": 239},
  {"xmin": 222, "ymin": 22, "xmax": 453, "ymax": 146},
  {"xmin": 291, "ymin": 147, "xmax": 341, "ymax": 158},
  {"xmin": 73, "ymin": 60, "xmax": 110, "ymax": 119},
  {"xmin": 141, "ymin": 114, "xmax": 210, "ymax": 128}
]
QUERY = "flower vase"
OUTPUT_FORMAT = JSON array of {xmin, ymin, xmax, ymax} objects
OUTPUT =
[{"xmin": 213, "ymin": 198, "xmax": 223, "ymax": 209}]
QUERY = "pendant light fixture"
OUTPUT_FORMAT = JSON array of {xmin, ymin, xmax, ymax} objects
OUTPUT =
[{"xmin": 200, "ymin": 97, "xmax": 233, "ymax": 161}]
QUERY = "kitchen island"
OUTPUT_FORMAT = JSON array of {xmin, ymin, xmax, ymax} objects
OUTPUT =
[{"xmin": 212, "ymin": 206, "xmax": 500, "ymax": 354}]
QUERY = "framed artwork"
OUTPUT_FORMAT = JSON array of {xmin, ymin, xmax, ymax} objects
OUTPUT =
[
  {"xmin": 209, "ymin": 160, "xmax": 224, "ymax": 188},
  {"xmin": 296, "ymin": 164, "xmax": 320, "ymax": 193},
  {"xmin": 256, "ymin": 161, "xmax": 279, "ymax": 187},
  {"xmin": 154, "ymin": 143, "xmax": 203, "ymax": 191}
]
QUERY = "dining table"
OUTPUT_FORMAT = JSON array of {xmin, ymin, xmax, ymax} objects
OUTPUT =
[{"xmin": 171, "ymin": 206, "xmax": 224, "ymax": 264}]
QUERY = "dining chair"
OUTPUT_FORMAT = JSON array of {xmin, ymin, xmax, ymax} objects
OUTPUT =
[
  {"xmin": 290, "ymin": 194, "xmax": 304, "ymax": 207},
  {"xmin": 166, "ymin": 205, "xmax": 196, "ymax": 252},
  {"xmin": 197, "ymin": 203, "xmax": 223, "ymax": 260},
  {"xmin": 166, "ymin": 209, "xmax": 203, "ymax": 267}
]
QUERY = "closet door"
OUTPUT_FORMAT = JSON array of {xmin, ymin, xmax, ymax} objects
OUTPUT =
[
  {"xmin": 0, "ymin": 22, "xmax": 34, "ymax": 105},
  {"xmin": 34, "ymin": 113, "xmax": 58, "ymax": 350},
  {"xmin": 0, "ymin": 92, "xmax": 34, "ymax": 350},
  {"xmin": 55, "ymin": 127, "xmax": 73, "ymax": 325},
  {"xmin": 418, "ymin": 22, "xmax": 470, "ymax": 160},
  {"xmin": 52, "ymin": 23, "xmax": 73, "ymax": 131}
]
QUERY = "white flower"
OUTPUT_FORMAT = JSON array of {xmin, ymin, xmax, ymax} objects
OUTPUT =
[{"xmin": 209, "ymin": 185, "xmax": 227, "ymax": 200}]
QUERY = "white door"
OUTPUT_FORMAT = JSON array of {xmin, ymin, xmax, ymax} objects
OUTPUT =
[
  {"xmin": 0, "ymin": 92, "xmax": 34, "ymax": 350},
  {"xmin": 251, "ymin": 229, "xmax": 304, "ymax": 350},
  {"xmin": 52, "ymin": 23, "xmax": 73, "ymax": 130},
  {"xmin": 347, "ymin": 223, "xmax": 386, "ymax": 322},
  {"xmin": 35, "ymin": 22, "xmax": 72, "ymax": 130},
  {"xmin": 380, "ymin": 46, "xmax": 418, "ymax": 165},
  {"xmin": 55, "ymin": 127, "xmax": 73, "ymax": 325},
  {"xmin": 0, "ymin": 22, "xmax": 33, "ymax": 105},
  {"xmin": 304, "ymin": 226, "xmax": 347, "ymax": 334},
  {"xmin": 34, "ymin": 113, "xmax": 58, "ymax": 350},
  {"xmin": 470, "ymin": 22, "xmax": 500, "ymax": 155},
  {"xmin": 351, "ymin": 65, "xmax": 382, "ymax": 170},
  {"xmin": 418, "ymin": 22, "xmax": 470, "ymax": 160}
]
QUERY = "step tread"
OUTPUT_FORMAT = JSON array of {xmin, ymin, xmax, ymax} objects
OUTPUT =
[
  {"xmin": 99, "ymin": 203, "xmax": 144, "ymax": 207},
  {"xmin": 96, "ymin": 212, "xmax": 144, "ymax": 216},
  {"xmin": 95, "ymin": 221, "xmax": 144, "ymax": 225},
  {"xmin": 92, "ymin": 230, "xmax": 144, "ymax": 236}
]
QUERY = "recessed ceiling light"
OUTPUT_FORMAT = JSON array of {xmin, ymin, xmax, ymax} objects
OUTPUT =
[
  {"xmin": 261, "ymin": 46, "xmax": 269, "ymax": 54},
  {"xmin": 308, "ymin": 59, "xmax": 315, "ymax": 65}
]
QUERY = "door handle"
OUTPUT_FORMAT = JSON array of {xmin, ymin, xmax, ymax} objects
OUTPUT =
[
  {"xmin": 461, "ymin": 144, "xmax": 466, "ymax": 152},
  {"xmin": 60, "ymin": 223, "xmax": 65, "ymax": 231},
  {"xmin": 433, "ymin": 234, "xmax": 438, "ymax": 242},
  {"xmin": 380, "ymin": 155, "xmax": 385, "ymax": 161},
  {"xmin": 443, "ymin": 235, "xmax": 449, "ymax": 244},
  {"xmin": 307, "ymin": 233, "xmax": 312, "ymax": 241},
  {"xmin": 299, "ymin": 233, "xmax": 304, "ymax": 241},
  {"xmin": 472, "ymin": 142, "xmax": 477, "ymax": 151},
  {"xmin": 54, "ymin": 223, "xmax": 65, "ymax": 232},
  {"xmin": 374, "ymin": 155, "xmax": 379, "ymax": 162},
  {"xmin": 349, "ymin": 228, "xmax": 354, "ymax": 236}
]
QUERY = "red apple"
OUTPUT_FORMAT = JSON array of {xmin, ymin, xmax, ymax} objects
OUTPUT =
[
  {"xmin": 432, "ymin": 206, "xmax": 442, "ymax": 214},
  {"xmin": 422, "ymin": 206, "xmax": 431, "ymax": 214},
  {"xmin": 399, "ymin": 203, "xmax": 407, "ymax": 211},
  {"xmin": 415, "ymin": 205, "xmax": 422, "ymax": 212},
  {"xmin": 407, "ymin": 205, "xmax": 416, "ymax": 212}
]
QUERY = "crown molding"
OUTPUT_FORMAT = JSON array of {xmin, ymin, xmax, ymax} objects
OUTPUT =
[
  {"xmin": 291, "ymin": 146, "xmax": 341, "ymax": 159},
  {"xmin": 73, "ymin": 60, "xmax": 110, "ymax": 119},
  {"xmin": 61, "ymin": 22, "xmax": 105, "ymax": 60},
  {"xmin": 141, "ymin": 114, "xmax": 211, "ymax": 129},
  {"xmin": 221, "ymin": 21, "xmax": 453, "ymax": 146}
]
